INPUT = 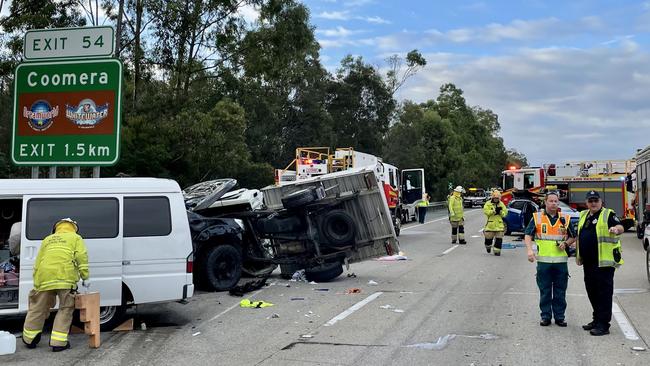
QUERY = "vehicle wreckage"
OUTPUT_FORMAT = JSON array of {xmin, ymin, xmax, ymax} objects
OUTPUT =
[{"xmin": 184, "ymin": 168, "xmax": 399, "ymax": 291}]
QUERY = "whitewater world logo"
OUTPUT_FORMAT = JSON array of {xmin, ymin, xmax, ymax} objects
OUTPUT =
[{"xmin": 65, "ymin": 98, "xmax": 109, "ymax": 128}]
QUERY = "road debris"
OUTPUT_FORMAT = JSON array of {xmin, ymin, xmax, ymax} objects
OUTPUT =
[
  {"xmin": 192, "ymin": 332, "xmax": 201, "ymax": 337},
  {"xmin": 345, "ymin": 288, "xmax": 362, "ymax": 294},
  {"xmin": 368, "ymin": 280, "xmax": 379, "ymax": 286},
  {"xmin": 632, "ymin": 346, "xmax": 646, "ymax": 351},
  {"xmin": 301, "ymin": 334, "xmax": 314, "ymax": 339},
  {"xmin": 347, "ymin": 273, "xmax": 357, "ymax": 278},
  {"xmin": 379, "ymin": 305, "xmax": 393, "ymax": 309},
  {"xmin": 267, "ymin": 313, "xmax": 280, "ymax": 319},
  {"xmin": 376, "ymin": 254, "xmax": 408, "ymax": 261},
  {"xmin": 140, "ymin": 322, "xmax": 147, "ymax": 331},
  {"xmin": 240, "ymin": 299, "xmax": 274, "ymax": 308},
  {"xmin": 229, "ymin": 278, "xmax": 268, "ymax": 297},
  {"xmin": 309, "ymin": 281, "xmax": 318, "ymax": 285},
  {"xmin": 290, "ymin": 297, "xmax": 305, "ymax": 301},
  {"xmin": 313, "ymin": 288, "xmax": 329, "ymax": 291},
  {"xmin": 290, "ymin": 269, "xmax": 306, "ymax": 282}
]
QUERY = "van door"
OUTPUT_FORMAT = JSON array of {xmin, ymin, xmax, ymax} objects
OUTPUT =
[
  {"xmin": 122, "ymin": 194, "xmax": 190, "ymax": 303},
  {"xmin": 19, "ymin": 195, "xmax": 123, "ymax": 311}
]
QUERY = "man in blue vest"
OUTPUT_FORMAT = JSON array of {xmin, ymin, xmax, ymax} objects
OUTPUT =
[{"xmin": 576, "ymin": 190, "xmax": 624, "ymax": 336}]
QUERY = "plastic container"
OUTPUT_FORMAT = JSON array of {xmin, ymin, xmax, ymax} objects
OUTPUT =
[{"xmin": 0, "ymin": 330, "xmax": 17, "ymax": 355}]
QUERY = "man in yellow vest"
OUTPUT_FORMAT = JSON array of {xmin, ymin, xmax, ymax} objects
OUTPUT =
[
  {"xmin": 576, "ymin": 190, "xmax": 624, "ymax": 336},
  {"xmin": 483, "ymin": 190, "xmax": 507, "ymax": 255},
  {"xmin": 418, "ymin": 193, "xmax": 430, "ymax": 224},
  {"xmin": 448, "ymin": 186, "xmax": 466, "ymax": 244},
  {"xmin": 22, "ymin": 218, "xmax": 89, "ymax": 352},
  {"xmin": 524, "ymin": 192, "xmax": 576, "ymax": 327}
]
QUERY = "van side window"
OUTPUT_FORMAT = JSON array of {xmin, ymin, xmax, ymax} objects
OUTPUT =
[
  {"xmin": 26, "ymin": 198, "xmax": 119, "ymax": 240},
  {"xmin": 124, "ymin": 197, "xmax": 172, "ymax": 237}
]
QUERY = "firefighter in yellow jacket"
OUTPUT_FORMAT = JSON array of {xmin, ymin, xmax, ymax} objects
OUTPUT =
[
  {"xmin": 22, "ymin": 218, "xmax": 89, "ymax": 352},
  {"xmin": 483, "ymin": 190, "xmax": 507, "ymax": 256}
]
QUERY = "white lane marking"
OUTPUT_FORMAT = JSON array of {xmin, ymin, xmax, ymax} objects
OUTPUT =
[
  {"xmin": 442, "ymin": 245, "xmax": 459, "ymax": 255},
  {"xmin": 201, "ymin": 288, "xmax": 266, "ymax": 326},
  {"xmin": 324, "ymin": 292, "xmax": 383, "ymax": 327},
  {"xmin": 612, "ymin": 302, "xmax": 640, "ymax": 340},
  {"xmin": 402, "ymin": 210, "xmax": 481, "ymax": 232}
]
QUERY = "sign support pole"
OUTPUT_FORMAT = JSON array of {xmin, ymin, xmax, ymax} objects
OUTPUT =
[
  {"xmin": 93, "ymin": 166, "xmax": 100, "ymax": 178},
  {"xmin": 73, "ymin": 166, "xmax": 81, "ymax": 178},
  {"xmin": 48, "ymin": 166, "xmax": 57, "ymax": 178},
  {"xmin": 31, "ymin": 166, "xmax": 39, "ymax": 179}
]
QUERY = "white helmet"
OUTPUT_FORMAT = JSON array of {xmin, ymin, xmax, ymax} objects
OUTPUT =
[
  {"xmin": 52, "ymin": 218, "xmax": 79, "ymax": 233},
  {"xmin": 454, "ymin": 186, "xmax": 464, "ymax": 193}
]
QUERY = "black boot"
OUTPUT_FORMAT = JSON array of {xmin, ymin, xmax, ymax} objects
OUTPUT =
[
  {"xmin": 484, "ymin": 239, "xmax": 492, "ymax": 253},
  {"xmin": 23, "ymin": 333, "xmax": 41, "ymax": 349},
  {"xmin": 52, "ymin": 342, "xmax": 71, "ymax": 352}
]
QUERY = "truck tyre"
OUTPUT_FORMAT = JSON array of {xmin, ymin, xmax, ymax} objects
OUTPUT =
[
  {"xmin": 73, "ymin": 305, "xmax": 126, "ymax": 332},
  {"xmin": 203, "ymin": 244, "xmax": 242, "ymax": 291},
  {"xmin": 305, "ymin": 261, "xmax": 344, "ymax": 282},
  {"xmin": 320, "ymin": 210, "xmax": 356, "ymax": 246},
  {"xmin": 637, "ymin": 223, "xmax": 645, "ymax": 239},
  {"xmin": 281, "ymin": 188, "xmax": 320, "ymax": 210}
]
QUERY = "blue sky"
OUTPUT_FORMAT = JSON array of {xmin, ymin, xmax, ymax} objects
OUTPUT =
[{"xmin": 303, "ymin": 0, "xmax": 650, "ymax": 166}]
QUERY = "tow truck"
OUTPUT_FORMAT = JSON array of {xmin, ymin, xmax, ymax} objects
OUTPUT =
[{"xmin": 275, "ymin": 147, "xmax": 425, "ymax": 236}]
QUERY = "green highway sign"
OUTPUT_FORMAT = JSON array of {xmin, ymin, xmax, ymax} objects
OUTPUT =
[{"xmin": 12, "ymin": 58, "xmax": 122, "ymax": 166}]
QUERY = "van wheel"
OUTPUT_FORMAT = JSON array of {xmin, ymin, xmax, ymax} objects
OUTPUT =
[
  {"xmin": 320, "ymin": 210, "xmax": 356, "ymax": 246},
  {"xmin": 305, "ymin": 261, "xmax": 343, "ymax": 282},
  {"xmin": 204, "ymin": 244, "xmax": 242, "ymax": 291},
  {"xmin": 73, "ymin": 305, "xmax": 126, "ymax": 332}
]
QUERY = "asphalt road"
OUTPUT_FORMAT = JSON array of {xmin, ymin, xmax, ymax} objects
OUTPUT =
[{"xmin": 2, "ymin": 208, "xmax": 650, "ymax": 366}]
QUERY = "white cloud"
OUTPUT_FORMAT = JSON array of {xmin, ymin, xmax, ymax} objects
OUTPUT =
[
  {"xmin": 399, "ymin": 44, "xmax": 650, "ymax": 164},
  {"xmin": 422, "ymin": 17, "xmax": 605, "ymax": 44},
  {"xmin": 363, "ymin": 16, "xmax": 391, "ymax": 24},
  {"xmin": 316, "ymin": 11, "xmax": 351, "ymax": 20},
  {"xmin": 317, "ymin": 26, "xmax": 364, "ymax": 37},
  {"xmin": 344, "ymin": 0, "xmax": 374, "ymax": 7},
  {"xmin": 239, "ymin": 4, "xmax": 260, "ymax": 24}
]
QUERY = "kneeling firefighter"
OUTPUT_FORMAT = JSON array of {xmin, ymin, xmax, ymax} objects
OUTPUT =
[
  {"xmin": 483, "ymin": 190, "xmax": 507, "ymax": 256},
  {"xmin": 22, "ymin": 218, "xmax": 89, "ymax": 352}
]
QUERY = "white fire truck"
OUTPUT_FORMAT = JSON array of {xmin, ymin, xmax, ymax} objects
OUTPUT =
[{"xmin": 275, "ymin": 147, "xmax": 425, "ymax": 236}]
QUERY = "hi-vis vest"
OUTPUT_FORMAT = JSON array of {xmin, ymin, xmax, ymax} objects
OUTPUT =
[
  {"xmin": 577, "ymin": 208, "xmax": 624, "ymax": 268},
  {"xmin": 533, "ymin": 210, "xmax": 570, "ymax": 263}
]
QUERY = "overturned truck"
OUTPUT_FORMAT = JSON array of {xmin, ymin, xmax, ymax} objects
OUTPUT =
[{"xmin": 185, "ymin": 168, "xmax": 399, "ymax": 291}]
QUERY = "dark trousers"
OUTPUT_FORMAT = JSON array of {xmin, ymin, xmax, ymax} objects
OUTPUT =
[
  {"xmin": 583, "ymin": 264, "xmax": 615, "ymax": 330},
  {"xmin": 536, "ymin": 262, "xmax": 568, "ymax": 321},
  {"xmin": 418, "ymin": 206, "xmax": 427, "ymax": 223}
]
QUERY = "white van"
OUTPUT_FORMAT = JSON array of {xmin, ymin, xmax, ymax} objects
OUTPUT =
[{"xmin": 0, "ymin": 178, "xmax": 194, "ymax": 330}]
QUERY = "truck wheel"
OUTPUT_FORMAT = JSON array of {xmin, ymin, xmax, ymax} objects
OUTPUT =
[
  {"xmin": 320, "ymin": 210, "xmax": 356, "ymax": 246},
  {"xmin": 73, "ymin": 305, "xmax": 126, "ymax": 332},
  {"xmin": 305, "ymin": 261, "xmax": 343, "ymax": 282},
  {"xmin": 637, "ymin": 223, "xmax": 645, "ymax": 240},
  {"xmin": 281, "ymin": 188, "xmax": 321, "ymax": 210},
  {"xmin": 203, "ymin": 244, "xmax": 242, "ymax": 291}
]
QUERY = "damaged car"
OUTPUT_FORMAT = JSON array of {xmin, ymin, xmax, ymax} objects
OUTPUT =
[{"xmin": 184, "ymin": 168, "xmax": 399, "ymax": 291}]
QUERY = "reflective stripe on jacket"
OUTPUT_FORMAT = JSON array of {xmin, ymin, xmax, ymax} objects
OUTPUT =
[
  {"xmin": 576, "ymin": 208, "xmax": 624, "ymax": 268},
  {"xmin": 533, "ymin": 210, "xmax": 570, "ymax": 263}
]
